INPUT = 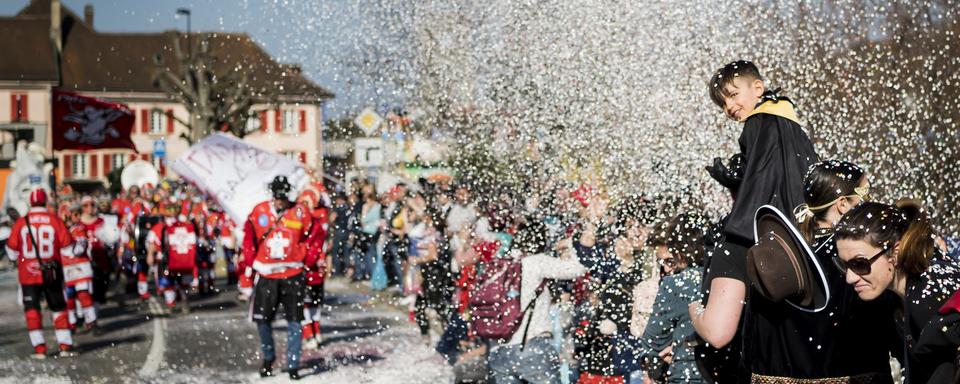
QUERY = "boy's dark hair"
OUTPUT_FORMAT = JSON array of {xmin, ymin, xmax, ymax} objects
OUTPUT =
[{"xmin": 709, "ymin": 60, "xmax": 763, "ymax": 108}]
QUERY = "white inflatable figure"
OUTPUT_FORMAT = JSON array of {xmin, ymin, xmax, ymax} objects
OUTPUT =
[
  {"xmin": 2, "ymin": 141, "xmax": 50, "ymax": 217},
  {"xmin": 62, "ymin": 105, "xmax": 122, "ymax": 145}
]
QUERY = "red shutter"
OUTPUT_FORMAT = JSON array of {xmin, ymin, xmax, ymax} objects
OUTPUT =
[
  {"xmin": 298, "ymin": 152, "xmax": 306, "ymax": 164},
  {"xmin": 90, "ymin": 153, "xmax": 99, "ymax": 177},
  {"xmin": 275, "ymin": 109, "xmax": 282, "ymax": 133},
  {"xmin": 63, "ymin": 155, "xmax": 73, "ymax": 178},
  {"xmin": 141, "ymin": 109, "xmax": 149, "ymax": 133},
  {"xmin": 129, "ymin": 153, "xmax": 136, "ymax": 162},
  {"xmin": 166, "ymin": 109, "xmax": 174, "ymax": 134},
  {"xmin": 11, "ymin": 94, "xmax": 28, "ymax": 121},
  {"xmin": 102, "ymin": 154, "xmax": 112, "ymax": 174},
  {"xmin": 299, "ymin": 110, "xmax": 306, "ymax": 133},
  {"xmin": 259, "ymin": 111, "xmax": 268, "ymax": 133},
  {"xmin": 159, "ymin": 160, "xmax": 166, "ymax": 176},
  {"xmin": 141, "ymin": 154, "xmax": 149, "ymax": 161}
]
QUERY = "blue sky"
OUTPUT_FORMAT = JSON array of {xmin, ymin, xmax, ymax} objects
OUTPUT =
[{"xmin": 1, "ymin": 0, "xmax": 398, "ymax": 120}]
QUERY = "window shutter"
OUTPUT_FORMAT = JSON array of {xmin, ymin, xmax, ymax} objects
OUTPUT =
[
  {"xmin": 21, "ymin": 94, "xmax": 28, "ymax": 121},
  {"xmin": 299, "ymin": 152, "xmax": 306, "ymax": 164},
  {"xmin": 275, "ymin": 109, "xmax": 282, "ymax": 133},
  {"xmin": 299, "ymin": 110, "xmax": 307, "ymax": 133},
  {"xmin": 166, "ymin": 109, "xmax": 174, "ymax": 133},
  {"xmin": 90, "ymin": 153, "xmax": 99, "ymax": 177},
  {"xmin": 102, "ymin": 154, "xmax": 112, "ymax": 174},
  {"xmin": 159, "ymin": 160, "xmax": 166, "ymax": 176},
  {"xmin": 129, "ymin": 153, "xmax": 137, "ymax": 162},
  {"xmin": 141, "ymin": 109, "xmax": 149, "ymax": 133},
  {"xmin": 259, "ymin": 111, "xmax": 268, "ymax": 133},
  {"xmin": 8, "ymin": 94, "xmax": 15, "ymax": 121},
  {"xmin": 63, "ymin": 155, "xmax": 73, "ymax": 178},
  {"xmin": 141, "ymin": 154, "xmax": 149, "ymax": 161}
]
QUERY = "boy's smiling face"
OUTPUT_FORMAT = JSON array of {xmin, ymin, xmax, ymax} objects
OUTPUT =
[{"xmin": 719, "ymin": 76, "xmax": 765, "ymax": 121}]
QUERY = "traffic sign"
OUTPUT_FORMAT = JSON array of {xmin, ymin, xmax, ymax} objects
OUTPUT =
[
  {"xmin": 153, "ymin": 139, "xmax": 167, "ymax": 158},
  {"xmin": 354, "ymin": 138, "xmax": 384, "ymax": 167},
  {"xmin": 355, "ymin": 108, "xmax": 383, "ymax": 137}
]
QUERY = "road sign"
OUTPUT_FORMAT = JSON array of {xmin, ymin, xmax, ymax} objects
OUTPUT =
[
  {"xmin": 354, "ymin": 138, "xmax": 384, "ymax": 167},
  {"xmin": 355, "ymin": 108, "xmax": 383, "ymax": 137},
  {"xmin": 153, "ymin": 139, "xmax": 166, "ymax": 158}
]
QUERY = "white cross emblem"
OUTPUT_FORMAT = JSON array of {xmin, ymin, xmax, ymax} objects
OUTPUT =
[
  {"xmin": 266, "ymin": 232, "xmax": 290, "ymax": 259},
  {"xmin": 168, "ymin": 227, "xmax": 196, "ymax": 255}
]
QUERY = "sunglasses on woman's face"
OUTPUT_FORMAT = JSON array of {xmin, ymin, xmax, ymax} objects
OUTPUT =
[{"xmin": 833, "ymin": 247, "xmax": 888, "ymax": 276}]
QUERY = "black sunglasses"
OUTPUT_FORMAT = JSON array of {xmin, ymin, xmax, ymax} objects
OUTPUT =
[{"xmin": 833, "ymin": 247, "xmax": 889, "ymax": 276}]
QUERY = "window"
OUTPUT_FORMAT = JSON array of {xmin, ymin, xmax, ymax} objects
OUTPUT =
[
  {"xmin": 112, "ymin": 154, "xmax": 127, "ymax": 169},
  {"xmin": 72, "ymin": 154, "xmax": 88, "ymax": 178},
  {"xmin": 150, "ymin": 110, "xmax": 166, "ymax": 134},
  {"xmin": 246, "ymin": 114, "xmax": 261, "ymax": 132},
  {"xmin": 282, "ymin": 110, "xmax": 298, "ymax": 133}
]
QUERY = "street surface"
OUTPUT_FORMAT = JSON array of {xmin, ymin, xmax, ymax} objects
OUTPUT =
[{"xmin": 0, "ymin": 268, "xmax": 453, "ymax": 383}]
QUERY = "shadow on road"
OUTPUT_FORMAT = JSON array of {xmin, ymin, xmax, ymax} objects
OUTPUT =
[{"xmin": 76, "ymin": 334, "xmax": 148, "ymax": 353}]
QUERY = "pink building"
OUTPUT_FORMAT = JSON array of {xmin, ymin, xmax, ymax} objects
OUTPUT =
[{"xmin": 0, "ymin": 0, "xmax": 333, "ymax": 189}]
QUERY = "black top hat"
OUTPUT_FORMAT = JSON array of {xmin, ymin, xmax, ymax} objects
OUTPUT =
[{"xmin": 746, "ymin": 205, "xmax": 830, "ymax": 312}]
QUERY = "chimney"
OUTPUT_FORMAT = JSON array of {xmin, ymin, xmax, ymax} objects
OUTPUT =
[
  {"xmin": 50, "ymin": 0, "xmax": 62, "ymax": 54},
  {"xmin": 84, "ymin": 4, "xmax": 94, "ymax": 28}
]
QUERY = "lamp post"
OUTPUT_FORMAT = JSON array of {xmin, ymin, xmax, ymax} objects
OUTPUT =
[{"xmin": 175, "ymin": 8, "xmax": 191, "ymax": 58}]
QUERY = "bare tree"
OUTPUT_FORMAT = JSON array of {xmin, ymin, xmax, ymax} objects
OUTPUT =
[{"xmin": 153, "ymin": 32, "xmax": 268, "ymax": 145}]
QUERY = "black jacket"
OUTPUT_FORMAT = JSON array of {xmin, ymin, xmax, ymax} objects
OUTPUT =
[{"xmin": 722, "ymin": 94, "xmax": 819, "ymax": 244}]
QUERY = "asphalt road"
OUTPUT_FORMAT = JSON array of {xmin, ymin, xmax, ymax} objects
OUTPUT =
[{"xmin": 0, "ymin": 269, "xmax": 453, "ymax": 383}]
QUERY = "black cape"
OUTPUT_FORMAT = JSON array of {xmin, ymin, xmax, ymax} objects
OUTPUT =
[{"xmin": 722, "ymin": 94, "xmax": 819, "ymax": 243}]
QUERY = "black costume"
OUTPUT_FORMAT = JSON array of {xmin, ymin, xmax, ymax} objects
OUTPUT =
[
  {"xmin": 742, "ymin": 228, "xmax": 897, "ymax": 382},
  {"xmin": 899, "ymin": 251, "xmax": 960, "ymax": 384},
  {"xmin": 699, "ymin": 91, "xmax": 819, "ymax": 383}
]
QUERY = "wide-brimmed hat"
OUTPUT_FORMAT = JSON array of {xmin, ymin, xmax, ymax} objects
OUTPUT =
[{"xmin": 746, "ymin": 205, "xmax": 829, "ymax": 312}]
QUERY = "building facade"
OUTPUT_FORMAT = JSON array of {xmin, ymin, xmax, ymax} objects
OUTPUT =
[{"xmin": 0, "ymin": 0, "xmax": 333, "ymax": 189}]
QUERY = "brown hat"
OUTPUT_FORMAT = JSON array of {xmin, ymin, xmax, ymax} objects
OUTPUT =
[{"xmin": 746, "ymin": 205, "xmax": 829, "ymax": 312}]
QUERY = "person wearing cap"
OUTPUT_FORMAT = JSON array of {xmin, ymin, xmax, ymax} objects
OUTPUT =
[
  {"xmin": 146, "ymin": 196, "xmax": 200, "ymax": 313},
  {"xmin": 741, "ymin": 161, "xmax": 897, "ymax": 382},
  {"xmin": 5, "ymin": 188, "xmax": 80, "ymax": 358},
  {"xmin": 835, "ymin": 200, "xmax": 960, "ymax": 384},
  {"xmin": 242, "ymin": 175, "xmax": 317, "ymax": 380}
]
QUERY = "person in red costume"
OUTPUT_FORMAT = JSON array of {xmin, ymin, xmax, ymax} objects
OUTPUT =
[
  {"xmin": 5, "ymin": 189, "xmax": 80, "ymax": 358},
  {"xmin": 296, "ymin": 183, "xmax": 331, "ymax": 350},
  {"xmin": 147, "ymin": 196, "xmax": 199, "ymax": 313},
  {"xmin": 243, "ymin": 175, "xmax": 315, "ymax": 380},
  {"xmin": 64, "ymin": 196, "xmax": 112, "ymax": 333}
]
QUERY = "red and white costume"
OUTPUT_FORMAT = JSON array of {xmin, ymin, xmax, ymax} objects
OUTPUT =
[
  {"xmin": 241, "ymin": 201, "xmax": 313, "ymax": 280},
  {"xmin": 5, "ymin": 205, "xmax": 78, "ymax": 354},
  {"xmin": 148, "ymin": 217, "xmax": 199, "ymax": 307}
]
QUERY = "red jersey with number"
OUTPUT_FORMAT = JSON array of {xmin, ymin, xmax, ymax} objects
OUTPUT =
[
  {"xmin": 242, "ymin": 201, "xmax": 314, "ymax": 279},
  {"xmin": 5, "ymin": 207, "xmax": 75, "ymax": 285},
  {"xmin": 148, "ymin": 218, "xmax": 199, "ymax": 273}
]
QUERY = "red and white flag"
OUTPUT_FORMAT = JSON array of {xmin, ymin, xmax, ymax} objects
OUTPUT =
[{"xmin": 52, "ymin": 90, "xmax": 137, "ymax": 151}]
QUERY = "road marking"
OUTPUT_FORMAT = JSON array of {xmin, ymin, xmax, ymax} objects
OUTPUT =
[{"xmin": 138, "ymin": 297, "xmax": 166, "ymax": 377}]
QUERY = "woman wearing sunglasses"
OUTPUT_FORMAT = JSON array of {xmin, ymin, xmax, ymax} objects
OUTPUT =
[
  {"xmin": 835, "ymin": 200, "xmax": 960, "ymax": 384},
  {"xmin": 740, "ymin": 160, "xmax": 898, "ymax": 382},
  {"xmin": 637, "ymin": 213, "xmax": 710, "ymax": 383}
]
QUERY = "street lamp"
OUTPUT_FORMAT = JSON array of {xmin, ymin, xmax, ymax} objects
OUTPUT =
[{"xmin": 175, "ymin": 8, "xmax": 191, "ymax": 58}]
